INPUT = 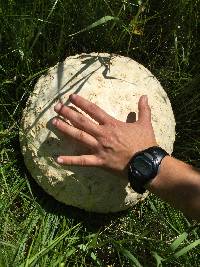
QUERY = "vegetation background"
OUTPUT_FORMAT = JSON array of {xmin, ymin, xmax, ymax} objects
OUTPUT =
[{"xmin": 0, "ymin": 0, "xmax": 200, "ymax": 266}]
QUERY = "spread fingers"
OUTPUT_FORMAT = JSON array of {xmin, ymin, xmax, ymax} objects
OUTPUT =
[
  {"xmin": 52, "ymin": 118, "xmax": 99, "ymax": 149},
  {"xmin": 54, "ymin": 103, "xmax": 101, "ymax": 137}
]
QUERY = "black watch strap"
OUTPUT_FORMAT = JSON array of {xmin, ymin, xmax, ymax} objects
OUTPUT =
[{"xmin": 128, "ymin": 146, "xmax": 169, "ymax": 194}]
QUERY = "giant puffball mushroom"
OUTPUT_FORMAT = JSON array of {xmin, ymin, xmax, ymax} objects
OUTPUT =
[{"xmin": 20, "ymin": 53, "xmax": 176, "ymax": 213}]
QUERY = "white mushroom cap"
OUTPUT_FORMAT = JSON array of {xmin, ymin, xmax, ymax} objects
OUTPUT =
[{"xmin": 20, "ymin": 53, "xmax": 176, "ymax": 213}]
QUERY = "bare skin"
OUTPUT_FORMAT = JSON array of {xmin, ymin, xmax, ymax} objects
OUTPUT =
[
  {"xmin": 149, "ymin": 156, "xmax": 200, "ymax": 220},
  {"xmin": 52, "ymin": 94, "xmax": 200, "ymax": 220}
]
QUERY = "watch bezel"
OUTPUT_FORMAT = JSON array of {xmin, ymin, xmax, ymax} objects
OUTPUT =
[
  {"xmin": 128, "ymin": 146, "xmax": 169, "ymax": 194},
  {"xmin": 132, "ymin": 155, "xmax": 154, "ymax": 177}
]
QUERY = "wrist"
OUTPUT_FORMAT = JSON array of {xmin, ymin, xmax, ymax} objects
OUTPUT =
[
  {"xmin": 145, "ymin": 156, "xmax": 200, "ymax": 220},
  {"xmin": 145, "ymin": 155, "xmax": 172, "ymax": 192}
]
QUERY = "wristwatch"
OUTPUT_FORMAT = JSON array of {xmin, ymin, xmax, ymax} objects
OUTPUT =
[{"xmin": 128, "ymin": 146, "xmax": 169, "ymax": 194}]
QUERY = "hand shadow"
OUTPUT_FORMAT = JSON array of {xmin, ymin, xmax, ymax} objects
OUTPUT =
[{"xmin": 126, "ymin": 112, "xmax": 136, "ymax": 123}]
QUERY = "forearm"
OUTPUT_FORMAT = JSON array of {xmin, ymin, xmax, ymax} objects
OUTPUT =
[{"xmin": 147, "ymin": 156, "xmax": 200, "ymax": 220}]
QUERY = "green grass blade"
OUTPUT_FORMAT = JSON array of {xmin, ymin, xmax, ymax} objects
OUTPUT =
[
  {"xmin": 117, "ymin": 246, "xmax": 142, "ymax": 267},
  {"xmin": 65, "ymin": 247, "xmax": 76, "ymax": 258},
  {"xmin": 152, "ymin": 251, "xmax": 164, "ymax": 267},
  {"xmin": 30, "ymin": 0, "xmax": 60, "ymax": 51},
  {"xmin": 47, "ymin": 0, "xmax": 60, "ymax": 20},
  {"xmin": 174, "ymin": 239, "xmax": 200, "ymax": 258},
  {"xmin": 170, "ymin": 232, "xmax": 188, "ymax": 251},
  {"xmin": 69, "ymin": 16, "xmax": 118, "ymax": 37},
  {"xmin": 0, "ymin": 241, "xmax": 16, "ymax": 249},
  {"xmin": 19, "ymin": 223, "xmax": 80, "ymax": 267}
]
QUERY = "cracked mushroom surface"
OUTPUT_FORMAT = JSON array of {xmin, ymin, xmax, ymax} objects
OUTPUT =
[{"xmin": 20, "ymin": 53, "xmax": 176, "ymax": 213}]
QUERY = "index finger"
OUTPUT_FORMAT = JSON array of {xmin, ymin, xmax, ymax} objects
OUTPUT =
[{"xmin": 69, "ymin": 94, "xmax": 114, "ymax": 125}]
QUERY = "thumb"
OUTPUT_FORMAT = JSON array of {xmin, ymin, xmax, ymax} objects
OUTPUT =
[{"xmin": 138, "ymin": 95, "xmax": 151, "ymax": 124}]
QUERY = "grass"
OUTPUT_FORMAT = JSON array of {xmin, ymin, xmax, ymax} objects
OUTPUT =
[{"xmin": 0, "ymin": 0, "xmax": 200, "ymax": 266}]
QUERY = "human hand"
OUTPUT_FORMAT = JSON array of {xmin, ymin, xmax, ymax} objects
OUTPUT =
[{"xmin": 52, "ymin": 94, "xmax": 157, "ymax": 176}]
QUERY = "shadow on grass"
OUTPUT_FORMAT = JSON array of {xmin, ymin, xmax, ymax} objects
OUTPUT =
[{"xmin": 26, "ymin": 169, "xmax": 129, "ymax": 232}]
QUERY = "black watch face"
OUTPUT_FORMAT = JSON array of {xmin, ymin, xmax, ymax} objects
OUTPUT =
[{"xmin": 133, "ymin": 156, "xmax": 153, "ymax": 176}]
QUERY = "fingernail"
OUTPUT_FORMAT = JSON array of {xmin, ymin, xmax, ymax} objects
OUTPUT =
[
  {"xmin": 69, "ymin": 94, "xmax": 76, "ymax": 101},
  {"xmin": 143, "ymin": 95, "xmax": 148, "ymax": 104},
  {"xmin": 54, "ymin": 102, "xmax": 62, "ymax": 112},
  {"xmin": 52, "ymin": 118, "xmax": 59, "ymax": 126},
  {"xmin": 57, "ymin": 157, "xmax": 63, "ymax": 163}
]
